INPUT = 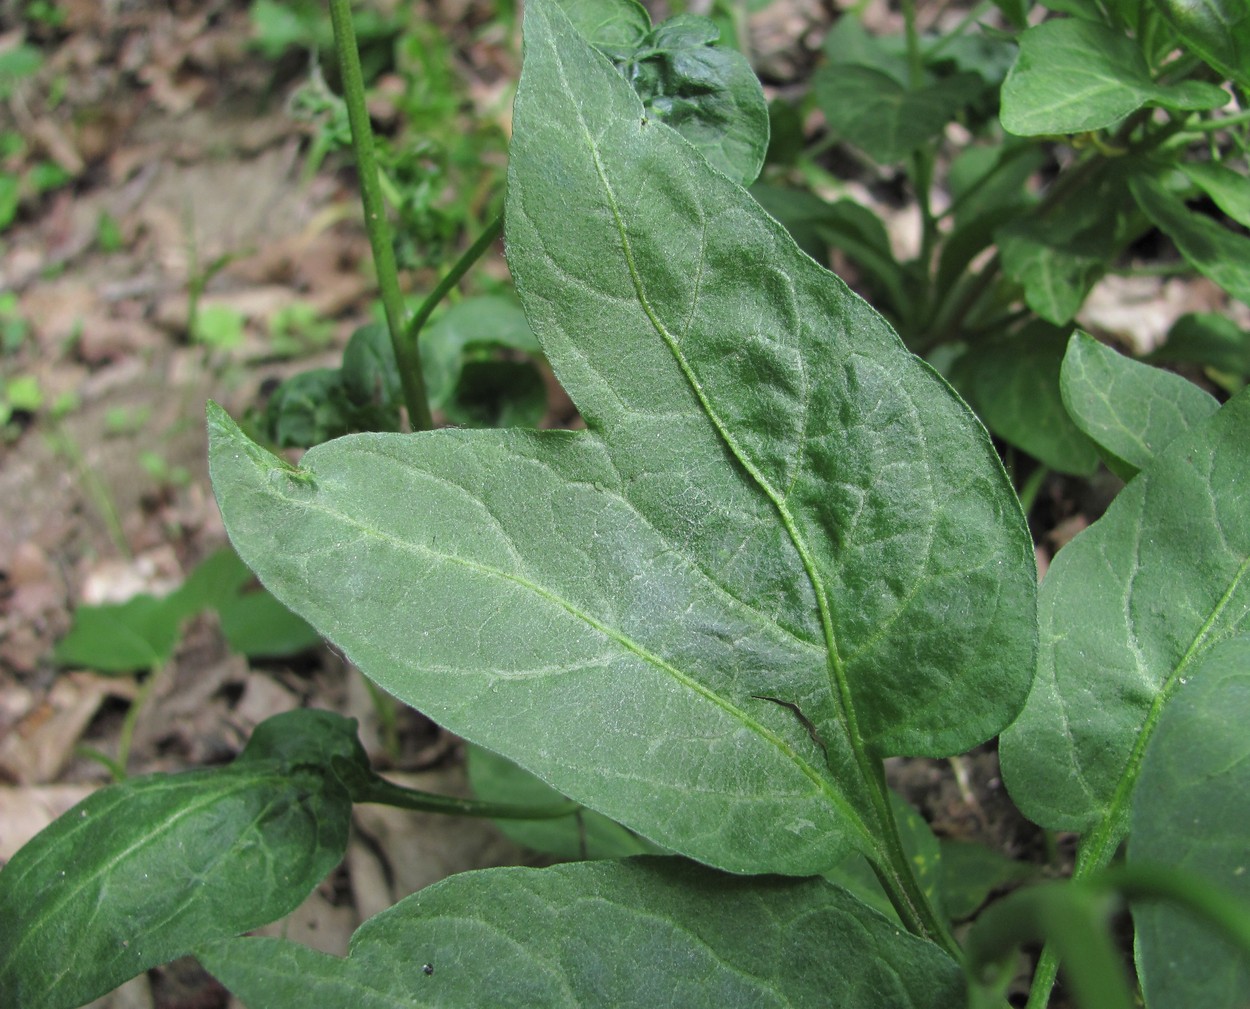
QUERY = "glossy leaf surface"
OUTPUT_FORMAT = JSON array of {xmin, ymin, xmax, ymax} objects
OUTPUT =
[
  {"xmin": 1130, "ymin": 636, "xmax": 1250, "ymax": 1009},
  {"xmin": 0, "ymin": 710, "xmax": 359, "ymax": 1009},
  {"xmin": 209, "ymin": 0, "xmax": 1035, "ymax": 877},
  {"xmin": 1001, "ymin": 389, "xmax": 1250, "ymax": 833},
  {"xmin": 1001, "ymin": 19, "xmax": 1226, "ymax": 136},
  {"xmin": 1060, "ymin": 330, "xmax": 1218, "ymax": 478},
  {"xmin": 1148, "ymin": 0, "xmax": 1250, "ymax": 89},
  {"xmin": 200, "ymin": 858, "xmax": 965, "ymax": 1009}
]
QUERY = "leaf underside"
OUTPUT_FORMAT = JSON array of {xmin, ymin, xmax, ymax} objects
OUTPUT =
[{"xmin": 208, "ymin": 0, "xmax": 1036, "ymax": 877}]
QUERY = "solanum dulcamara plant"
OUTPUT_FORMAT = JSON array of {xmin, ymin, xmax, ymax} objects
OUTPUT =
[{"xmin": 2, "ymin": 0, "xmax": 1249, "ymax": 1006}]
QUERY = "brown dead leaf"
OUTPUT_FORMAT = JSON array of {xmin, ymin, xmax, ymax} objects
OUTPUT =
[{"xmin": 0, "ymin": 672, "xmax": 135, "ymax": 785}]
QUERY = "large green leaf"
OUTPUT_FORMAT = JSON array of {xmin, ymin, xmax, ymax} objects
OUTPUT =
[
  {"xmin": 1060, "ymin": 330, "xmax": 1218, "ymax": 478},
  {"xmin": 209, "ymin": 0, "xmax": 1035, "ymax": 878},
  {"xmin": 1000, "ymin": 388, "xmax": 1250, "ymax": 835},
  {"xmin": 1001, "ymin": 19, "xmax": 1226, "ymax": 136},
  {"xmin": 199, "ymin": 858, "xmax": 965, "ymax": 1009},
  {"xmin": 0, "ymin": 710, "xmax": 359, "ymax": 1009},
  {"xmin": 1131, "ymin": 172, "xmax": 1250, "ymax": 306},
  {"xmin": 1130, "ymin": 636, "xmax": 1250, "ymax": 1009},
  {"xmin": 1148, "ymin": 0, "xmax": 1250, "ymax": 89}
]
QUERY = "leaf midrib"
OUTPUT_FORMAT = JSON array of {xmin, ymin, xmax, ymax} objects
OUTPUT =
[
  {"xmin": 573, "ymin": 102, "xmax": 863, "ymax": 753},
  {"xmin": 255, "ymin": 479, "xmax": 862, "ymax": 833}
]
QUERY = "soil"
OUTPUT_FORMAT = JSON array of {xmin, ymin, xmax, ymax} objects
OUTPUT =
[{"xmin": 0, "ymin": 2, "xmax": 1212, "ymax": 1007}]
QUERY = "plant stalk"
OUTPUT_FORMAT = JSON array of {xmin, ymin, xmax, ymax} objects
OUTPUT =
[
  {"xmin": 404, "ymin": 214, "xmax": 504, "ymax": 348},
  {"xmin": 327, "ymin": 0, "xmax": 434, "ymax": 431},
  {"xmin": 350, "ymin": 770, "xmax": 580, "ymax": 820}
]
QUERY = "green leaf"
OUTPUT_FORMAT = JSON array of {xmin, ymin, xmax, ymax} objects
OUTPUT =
[
  {"xmin": 950, "ymin": 326, "xmax": 1102, "ymax": 475},
  {"xmin": 53, "ymin": 593, "xmax": 184, "ymax": 672},
  {"xmin": 1130, "ymin": 171, "xmax": 1250, "ymax": 305},
  {"xmin": 1060, "ymin": 330, "xmax": 1218, "ymax": 478},
  {"xmin": 939, "ymin": 839, "xmax": 1037, "ymax": 921},
  {"xmin": 1130, "ymin": 636, "xmax": 1250, "ymax": 1009},
  {"xmin": 620, "ymin": 14, "xmax": 769, "ymax": 185},
  {"xmin": 199, "ymin": 858, "xmax": 965, "ymax": 1009},
  {"xmin": 421, "ymin": 295, "xmax": 546, "ymax": 428},
  {"xmin": 750, "ymin": 185, "xmax": 909, "ymax": 316},
  {"xmin": 0, "ymin": 710, "xmax": 358, "ymax": 1009},
  {"xmin": 1182, "ymin": 162, "xmax": 1250, "ymax": 230},
  {"xmin": 263, "ymin": 367, "xmax": 353, "ymax": 448},
  {"xmin": 995, "ymin": 170, "xmax": 1139, "ymax": 325},
  {"xmin": 1148, "ymin": 0, "xmax": 1250, "ymax": 89},
  {"xmin": 813, "ymin": 65, "xmax": 983, "ymax": 164},
  {"xmin": 823, "ymin": 792, "xmax": 945, "ymax": 925},
  {"xmin": 1150, "ymin": 312, "xmax": 1250, "ymax": 387},
  {"xmin": 339, "ymin": 322, "xmax": 403, "ymax": 433},
  {"xmin": 1001, "ymin": 19, "xmax": 1226, "ymax": 136},
  {"xmin": 217, "ymin": 586, "xmax": 323, "ymax": 657},
  {"xmin": 557, "ymin": 0, "xmax": 650, "ymax": 54},
  {"xmin": 209, "ymin": 0, "xmax": 1036, "ymax": 878},
  {"xmin": 563, "ymin": 0, "xmax": 768, "ymax": 184},
  {"xmin": 467, "ymin": 744, "xmax": 666, "ymax": 860},
  {"xmin": 964, "ymin": 879, "xmax": 1137, "ymax": 1009},
  {"xmin": 1000, "ymin": 388, "xmax": 1250, "ymax": 833},
  {"xmin": 821, "ymin": 17, "xmax": 909, "ymax": 84}
]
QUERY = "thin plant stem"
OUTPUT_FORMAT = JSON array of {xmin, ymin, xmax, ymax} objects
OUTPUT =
[
  {"xmin": 113, "ymin": 663, "xmax": 164, "ymax": 778},
  {"xmin": 362, "ymin": 677, "xmax": 402, "ymax": 764},
  {"xmin": 404, "ymin": 214, "xmax": 504, "ymax": 349},
  {"xmin": 1017, "ymin": 465, "xmax": 1050, "ymax": 517},
  {"xmin": 327, "ymin": 0, "xmax": 434, "ymax": 431},
  {"xmin": 867, "ymin": 762, "xmax": 962, "ymax": 960},
  {"xmin": 1180, "ymin": 108, "xmax": 1250, "ymax": 133},
  {"xmin": 350, "ymin": 771, "xmax": 580, "ymax": 820},
  {"xmin": 44, "ymin": 425, "xmax": 130, "ymax": 558}
]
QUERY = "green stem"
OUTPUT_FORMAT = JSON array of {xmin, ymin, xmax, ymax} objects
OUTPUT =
[
  {"xmin": 362, "ymin": 677, "xmax": 402, "ymax": 764},
  {"xmin": 1178, "ymin": 107, "xmax": 1250, "ymax": 133},
  {"xmin": 899, "ymin": 0, "xmax": 923, "ymax": 89},
  {"xmin": 1017, "ymin": 464, "xmax": 1049, "ymax": 517},
  {"xmin": 327, "ymin": 0, "xmax": 434, "ymax": 432},
  {"xmin": 350, "ymin": 771, "xmax": 580, "ymax": 820},
  {"xmin": 404, "ymin": 214, "xmax": 504, "ymax": 349},
  {"xmin": 867, "ymin": 763, "xmax": 961, "ymax": 960}
]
